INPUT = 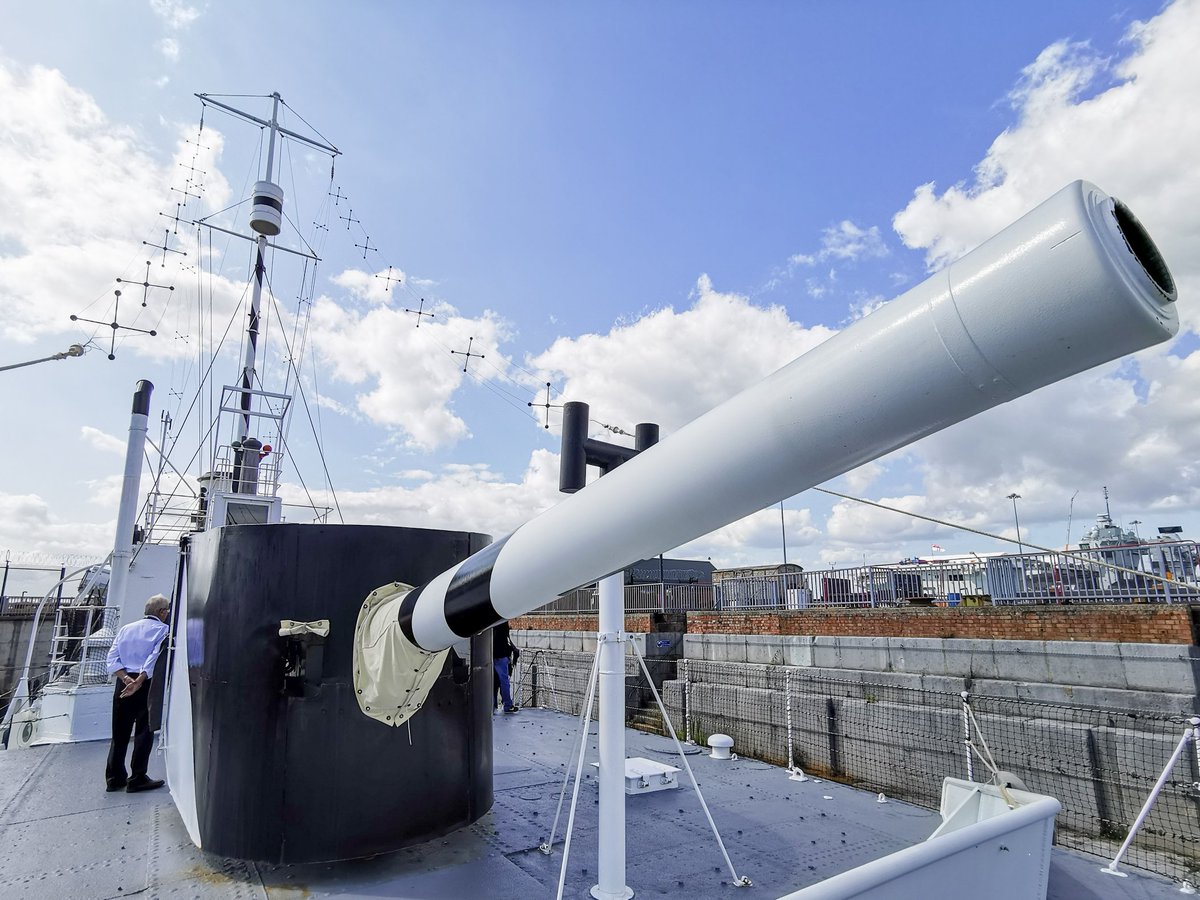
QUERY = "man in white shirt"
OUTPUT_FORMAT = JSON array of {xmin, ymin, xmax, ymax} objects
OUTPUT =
[{"xmin": 105, "ymin": 593, "xmax": 171, "ymax": 792}]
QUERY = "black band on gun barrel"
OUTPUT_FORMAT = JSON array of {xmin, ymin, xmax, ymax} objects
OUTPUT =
[
  {"xmin": 443, "ymin": 534, "xmax": 511, "ymax": 638},
  {"xmin": 397, "ymin": 583, "xmax": 426, "ymax": 646}
]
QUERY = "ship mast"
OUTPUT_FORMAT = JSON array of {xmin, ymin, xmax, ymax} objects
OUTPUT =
[
  {"xmin": 232, "ymin": 91, "xmax": 282, "ymax": 489},
  {"xmin": 192, "ymin": 92, "xmax": 339, "ymax": 526}
]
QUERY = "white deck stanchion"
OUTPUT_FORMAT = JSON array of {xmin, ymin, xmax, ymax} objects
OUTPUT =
[
  {"xmin": 592, "ymin": 571, "xmax": 632, "ymax": 900},
  {"xmin": 960, "ymin": 692, "xmax": 974, "ymax": 783},
  {"xmin": 1102, "ymin": 717, "xmax": 1200, "ymax": 878}
]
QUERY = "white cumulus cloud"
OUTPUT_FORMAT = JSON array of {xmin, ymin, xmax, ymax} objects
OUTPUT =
[
  {"xmin": 149, "ymin": 0, "xmax": 200, "ymax": 30},
  {"xmin": 531, "ymin": 274, "xmax": 836, "ymax": 434},
  {"xmin": 308, "ymin": 278, "xmax": 521, "ymax": 450}
]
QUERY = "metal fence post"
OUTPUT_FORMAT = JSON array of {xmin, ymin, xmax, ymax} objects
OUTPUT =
[
  {"xmin": 785, "ymin": 668, "xmax": 794, "ymax": 770},
  {"xmin": 680, "ymin": 657, "xmax": 692, "ymax": 744},
  {"xmin": 785, "ymin": 668, "xmax": 806, "ymax": 780},
  {"xmin": 1194, "ymin": 714, "xmax": 1200, "ymax": 784},
  {"xmin": 1157, "ymin": 547, "xmax": 1174, "ymax": 604},
  {"xmin": 961, "ymin": 691, "xmax": 974, "ymax": 783},
  {"xmin": 1103, "ymin": 717, "xmax": 1200, "ymax": 877}
]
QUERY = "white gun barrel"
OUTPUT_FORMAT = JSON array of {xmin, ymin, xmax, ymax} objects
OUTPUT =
[{"xmin": 386, "ymin": 180, "xmax": 1178, "ymax": 665}]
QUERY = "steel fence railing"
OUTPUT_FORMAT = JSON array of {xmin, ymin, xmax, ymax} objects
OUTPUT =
[
  {"xmin": 517, "ymin": 542, "xmax": 1200, "ymax": 616},
  {"xmin": 712, "ymin": 545, "xmax": 1199, "ymax": 610},
  {"xmin": 0, "ymin": 560, "xmax": 86, "ymax": 617}
]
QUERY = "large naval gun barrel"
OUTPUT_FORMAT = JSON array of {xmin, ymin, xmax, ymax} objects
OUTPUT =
[{"xmin": 355, "ymin": 180, "xmax": 1178, "ymax": 724}]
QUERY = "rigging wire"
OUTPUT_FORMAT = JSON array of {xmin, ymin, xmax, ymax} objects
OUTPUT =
[
  {"xmin": 262, "ymin": 266, "xmax": 343, "ymax": 523},
  {"xmin": 156, "ymin": 271, "xmax": 254, "ymax": 499},
  {"xmin": 193, "ymin": 195, "xmax": 252, "ymax": 224},
  {"xmin": 394, "ymin": 274, "xmax": 562, "ymax": 410},
  {"xmin": 283, "ymin": 134, "xmax": 303, "ymax": 242},
  {"xmin": 71, "ymin": 95, "xmax": 585, "ymax": 541},
  {"xmin": 279, "ymin": 97, "xmax": 340, "ymax": 157}
]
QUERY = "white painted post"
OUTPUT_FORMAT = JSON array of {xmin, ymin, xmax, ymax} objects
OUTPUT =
[
  {"xmin": 1194, "ymin": 715, "xmax": 1200, "ymax": 786},
  {"xmin": 1103, "ymin": 717, "xmax": 1199, "ymax": 877},
  {"xmin": 592, "ymin": 570, "xmax": 632, "ymax": 900},
  {"xmin": 686, "ymin": 657, "xmax": 696, "ymax": 744},
  {"xmin": 786, "ymin": 668, "xmax": 795, "ymax": 771},
  {"xmin": 961, "ymin": 692, "xmax": 974, "ymax": 783},
  {"xmin": 108, "ymin": 381, "xmax": 154, "ymax": 623},
  {"xmin": 785, "ymin": 668, "xmax": 807, "ymax": 781}
]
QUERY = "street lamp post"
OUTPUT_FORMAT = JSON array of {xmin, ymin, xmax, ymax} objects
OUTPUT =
[
  {"xmin": 1130, "ymin": 519, "xmax": 1143, "ymax": 542},
  {"xmin": 779, "ymin": 500, "xmax": 788, "ymax": 566},
  {"xmin": 1007, "ymin": 493, "xmax": 1024, "ymax": 556}
]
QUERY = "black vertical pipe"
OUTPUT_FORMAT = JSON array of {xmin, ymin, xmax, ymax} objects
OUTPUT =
[
  {"xmin": 132, "ymin": 379, "xmax": 154, "ymax": 416},
  {"xmin": 634, "ymin": 423, "xmax": 659, "ymax": 452},
  {"xmin": 234, "ymin": 246, "xmax": 265, "ymax": 494},
  {"xmin": 559, "ymin": 401, "xmax": 590, "ymax": 494},
  {"xmin": 826, "ymin": 697, "xmax": 841, "ymax": 777},
  {"xmin": 242, "ymin": 247, "xmax": 264, "ymax": 431}
]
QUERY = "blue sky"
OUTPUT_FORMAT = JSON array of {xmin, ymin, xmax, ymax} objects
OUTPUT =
[{"xmin": 2, "ymin": 0, "xmax": 1197, "ymax": 570}]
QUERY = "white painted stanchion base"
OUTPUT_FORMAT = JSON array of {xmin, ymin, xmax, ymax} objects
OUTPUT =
[
  {"xmin": 1100, "ymin": 865, "xmax": 1129, "ymax": 878},
  {"xmin": 590, "ymin": 885, "xmax": 634, "ymax": 900}
]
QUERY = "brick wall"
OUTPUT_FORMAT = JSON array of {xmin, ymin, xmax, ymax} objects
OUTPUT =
[
  {"xmin": 510, "ymin": 614, "xmax": 650, "ymax": 633},
  {"xmin": 685, "ymin": 604, "xmax": 1196, "ymax": 644}
]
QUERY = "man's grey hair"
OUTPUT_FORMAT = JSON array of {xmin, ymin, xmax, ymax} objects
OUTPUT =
[{"xmin": 145, "ymin": 594, "xmax": 170, "ymax": 617}]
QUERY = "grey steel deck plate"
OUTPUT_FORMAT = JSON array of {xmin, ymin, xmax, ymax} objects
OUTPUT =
[{"xmin": 0, "ymin": 709, "xmax": 1187, "ymax": 899}]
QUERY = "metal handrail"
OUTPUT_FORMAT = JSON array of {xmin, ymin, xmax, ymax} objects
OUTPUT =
[
  {"xmin": 518, "ymin": 541, "xmax": 1200, "ymax": 616},
  {"xmin": 0, "ymin": 561, "xmax": 106, "ymax": 743}
]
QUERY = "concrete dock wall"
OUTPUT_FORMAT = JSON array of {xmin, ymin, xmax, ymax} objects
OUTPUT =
[
  {"xmin": 512, "ymin": 625, "xmax": 1200, "ymax": 872},
  {"xmin": 0, "ymin": 615, "xmax": 54, "ymax": 718}
]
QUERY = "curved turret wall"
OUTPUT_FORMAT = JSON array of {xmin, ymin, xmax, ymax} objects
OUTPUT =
[{"xmin": 181, "ymin": 524, "xmax": 493, "ymax": 863}]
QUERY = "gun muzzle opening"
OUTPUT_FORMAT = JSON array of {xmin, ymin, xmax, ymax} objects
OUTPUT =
[{"xmin": 1113, "ymin": 199, "xmax": 1176, "ymax": 301}]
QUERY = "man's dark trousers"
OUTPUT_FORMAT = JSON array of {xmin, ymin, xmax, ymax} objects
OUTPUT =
[{"xmin": 106, "ymin": 679, "xmax": 152, "ymax": 789}]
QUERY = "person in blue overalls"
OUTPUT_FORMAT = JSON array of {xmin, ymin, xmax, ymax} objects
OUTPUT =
[{"xmin": 492, "ymin": 620, "xmax": 520, "ymax": 713}]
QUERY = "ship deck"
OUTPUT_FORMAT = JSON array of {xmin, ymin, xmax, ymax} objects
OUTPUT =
[{"xmin": 0, "ymin": 707, "xmax": 1185, "ymax": 899}]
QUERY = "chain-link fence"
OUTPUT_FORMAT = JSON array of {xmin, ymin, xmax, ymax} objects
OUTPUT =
[{"xmin": 513, "ymin": 649, "xmax": 1200, "ymax": 886}]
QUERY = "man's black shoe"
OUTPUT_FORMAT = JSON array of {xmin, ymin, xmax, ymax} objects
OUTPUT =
[
  {"xmin": 503, "ymin": 706, "xmax": 520, "ymax": 714},
  {"xmin": 126, "ymin": 778, "xmax": 165, "ymax": 793},
  {"xmin": 106, "ymin": 781, "xmax": 127, "ymax": 793}
]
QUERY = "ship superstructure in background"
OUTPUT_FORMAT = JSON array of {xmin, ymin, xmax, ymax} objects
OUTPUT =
[{"xmin": 1072, "ymin": 486, "xmax": 1196, "ymax": 598}]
